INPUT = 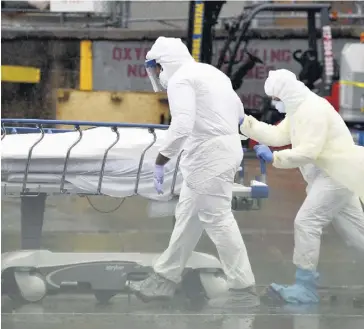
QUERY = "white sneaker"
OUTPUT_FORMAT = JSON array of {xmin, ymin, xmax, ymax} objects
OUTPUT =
[{"xmin": 129, "ymin": 272, "xmax": 177, "ymax": 302}]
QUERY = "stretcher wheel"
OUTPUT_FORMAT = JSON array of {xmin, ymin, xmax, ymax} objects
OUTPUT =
[
  {"xmin": 94, "ymin": 290, "xmax": 117, "ymax": 304},
  {"xmin": 199, "ymin": 271, "xmax": 228, "ymax": 299},
  {"xmin": 6, "ymin": 270, "xmax": 47, "ymax": 304}
]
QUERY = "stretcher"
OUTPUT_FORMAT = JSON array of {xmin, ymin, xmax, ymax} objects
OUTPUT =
[
  {"xmin": 1, "ymin": 118, "xmax": 269, "ymax": 207},
  {"xmin": 1, "ymin": 118, "xmax": 269, "ymax": 305}
]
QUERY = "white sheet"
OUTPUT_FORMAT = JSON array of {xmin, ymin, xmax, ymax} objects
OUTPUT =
[{"xmin": 1, "ymin": 127, "xmax": 183, "ymax": 200}]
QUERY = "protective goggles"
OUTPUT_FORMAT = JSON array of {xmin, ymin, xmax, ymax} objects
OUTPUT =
[{"xmin": 145, "ymin": 59, "xmax": 163, "ymax": 92}]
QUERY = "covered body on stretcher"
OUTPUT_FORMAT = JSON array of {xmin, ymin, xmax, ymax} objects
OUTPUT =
[{"xmin": 1, "ymin": 119, "xmax": 269, "ymax": 207}]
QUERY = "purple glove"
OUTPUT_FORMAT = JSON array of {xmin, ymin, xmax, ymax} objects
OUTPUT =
[
  {"xmin": 239, "ymin": 116, "xmax": 244, "ymax": 125},
  {"xmin": 253, "ymin": 145, "xmax": 273, "ymax": 163},
  {"xmin": 154, "ymin": 165, "xmax": 164, "ymax": 194}
]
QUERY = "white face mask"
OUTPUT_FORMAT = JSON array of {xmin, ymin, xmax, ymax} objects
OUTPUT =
[
  {"xmin": 271, "ymin": 100, "xmax": 286, "ymax": 113},
  {"xmin": 159, "ymin": 71, "xmax": 168, "ymax": 89}
]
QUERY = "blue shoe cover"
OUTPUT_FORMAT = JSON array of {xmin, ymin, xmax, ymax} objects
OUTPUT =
[{"xmin": 269, "ymin": 268, "xmax": 320, "ymax": 304}]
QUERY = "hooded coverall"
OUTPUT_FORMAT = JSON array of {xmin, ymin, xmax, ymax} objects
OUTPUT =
[
  {"xmin": 241, "ymin": 69, "xmax": 364, "ymax": 304},
  {"xmin": 132, "ymin": 37, "xmax": 256, "ymax": 297}
]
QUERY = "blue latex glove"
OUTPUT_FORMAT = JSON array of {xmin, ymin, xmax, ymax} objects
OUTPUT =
[
  {"xmin": 253, "ymin": 145, "xmax": 273, "ymax": 163},
  {"xmin": 239, "ymin": 117, "xmax": 244, "ymax": 125},
  {"xmin": 154, "ymin": 165, "xmax": 164, "ymax": 194}
]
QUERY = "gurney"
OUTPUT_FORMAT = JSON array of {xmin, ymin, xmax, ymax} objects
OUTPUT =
[
  {"xmin": 1, "ymin": 118, "xmax": 269, "ymax": 305},
  {"xmin": 1, "ymin": 119, "xmax": 268, "ymax": 203}
]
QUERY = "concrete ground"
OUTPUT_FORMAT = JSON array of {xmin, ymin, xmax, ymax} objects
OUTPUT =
[{"xmin": 2, "ymin": 159, "xmax": 364, "ymax": 329}]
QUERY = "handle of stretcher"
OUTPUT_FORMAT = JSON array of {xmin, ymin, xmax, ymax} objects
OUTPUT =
[
  {"xmin": 259, "ymin": 159, "xmax": 267, "ymax": 184},
  {"xmin": 241, "ymin": 148, "xmax": 267, "ymax": 183},
  {"xmin": 234, "ymin": 149, "xmax": 268, "ymax": 199}
]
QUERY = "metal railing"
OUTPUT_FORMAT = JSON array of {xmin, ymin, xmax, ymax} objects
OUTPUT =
[
  {"xmin": 124, "ymin": 12, "xmax": 364, "ymax": 29},
  {"xmin": 2, "ymin": 1, "xmax": 364, "ymax": 29}
]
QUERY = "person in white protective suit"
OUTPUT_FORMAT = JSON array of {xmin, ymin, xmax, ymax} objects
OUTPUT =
[
  {"xmin": 129, "ymin": 36, "xmax": 258, "ymax": 306},
  {"xmin": 240, "ymin": 68, "xmax": 364, "ymax": 304}
]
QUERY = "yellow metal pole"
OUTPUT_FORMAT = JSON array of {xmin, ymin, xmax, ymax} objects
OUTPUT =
[
  {"xmin": 191, "ymin": 1, "xmax": 205, "ymax": 62},
  {"xmin": 80, "ymin": 40, "xmax": 93, "ymax": 91}
]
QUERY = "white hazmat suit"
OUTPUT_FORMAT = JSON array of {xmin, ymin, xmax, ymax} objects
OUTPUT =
[
  {"xmin": 130, "ymin": 37, "xmax": 257, "ymax": 303},
  {"xmin": 241, "ymin": 69, "xmax": 364, "ymax": 304}
]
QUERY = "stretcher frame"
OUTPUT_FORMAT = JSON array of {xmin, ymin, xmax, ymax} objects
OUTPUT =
[{"xmin": 1, "ymin": 118, "xmax": 269, "ymax": 250}]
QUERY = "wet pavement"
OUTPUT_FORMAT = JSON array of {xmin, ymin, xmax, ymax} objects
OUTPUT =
[
  {"xmin": 2, "ymin": 293, "xmax": 364, "ymax": 329},
  {"xmin": 2, "ymin": 159, "xmax": 364, "ymax": 328}
]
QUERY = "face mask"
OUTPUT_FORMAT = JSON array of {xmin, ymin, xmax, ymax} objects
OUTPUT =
[
  {"xmin": 159, "ymin": 71, "xmax": 168, "ymax": 89},
  {"xmin": 272, "ymin": 100, "xmax": 286, "ymax": 113}
]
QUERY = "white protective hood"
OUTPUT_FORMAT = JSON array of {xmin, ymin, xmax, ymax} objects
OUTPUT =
[
  {"xmin": 146, "ymin": 37, "xmax": 195, "ymax": 87},
  {"xmin": 264, "ymin": 69, "xmax": 311, "ymax": 114}
]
